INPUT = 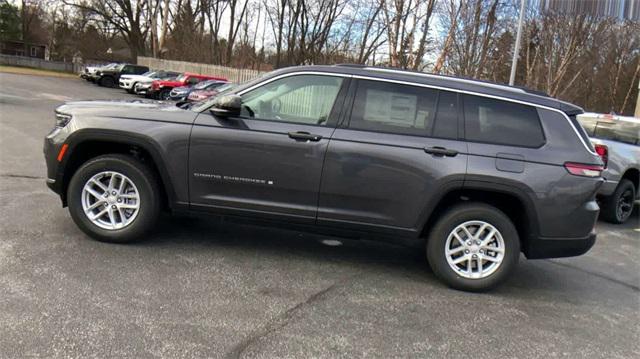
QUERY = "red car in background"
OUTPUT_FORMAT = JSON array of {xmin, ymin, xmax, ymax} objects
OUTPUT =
[
  {"xmin": 149, "ymin": 72, "xmax": 227, "ymax": 100},
  {"xmin": 187, "ymin": 82, "xmax": 236, "ymax": 103}
]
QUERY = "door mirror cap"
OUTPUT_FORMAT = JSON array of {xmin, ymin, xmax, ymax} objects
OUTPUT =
[{"xmin": 210, "ymin": 94, "xmax": 242, "ymax": 117}]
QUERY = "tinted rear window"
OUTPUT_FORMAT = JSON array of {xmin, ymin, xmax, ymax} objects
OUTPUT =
[{"xmin": 463, "ymin": 95, "xmax": 545, "ymax": 147}]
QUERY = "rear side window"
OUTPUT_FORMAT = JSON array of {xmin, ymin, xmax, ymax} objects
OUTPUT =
[
  {"xmin": 463, "ymin": 95, "xmax": 545, "ymax": 147},
  {"xmin": 348, "ymin": 80, "xmax": 438, "ymax": 136}
]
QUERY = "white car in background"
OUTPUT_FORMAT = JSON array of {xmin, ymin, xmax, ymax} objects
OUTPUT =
[
  {"xmin": 577, "ymin": 113, "xmax": 640, "ymax": 224},
  {"xmin": 80, "ymin": 63, "xmax": 117, "ymax": 81},
  {"xmin": 119, "ymin": 70, "xmax": 180, "ymax": 94}
]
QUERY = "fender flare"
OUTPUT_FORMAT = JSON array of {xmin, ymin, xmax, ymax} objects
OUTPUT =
[
  {"xmin": 57, "ymin": 129, "xmax": 180, "ymax": 209},
  {"xmin": 417, "ymin": 178, "xmax": 540, "ymax": 240}
]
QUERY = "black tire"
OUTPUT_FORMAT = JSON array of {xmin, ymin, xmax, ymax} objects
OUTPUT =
[
  {"xmin": 126, "ymin": 82, "xmax": 137, "ymax": 94},
  {"xmin": 67, "ymin": 154, "xmax": 161, "ymax": 243},
  {"xmin": 99, "ymin": 76, "xmax": 115, "ymax": 88},
  {"xmin": 158, "ymin": 89, "xmax": 171, "ymax": 100},
  {"xmin": 426, "ymin": 203, "xmax": 520, "ymax": 292},
  {"xmin": 600, "ymin": 179, "xmax": 636, "ymax": 224}
]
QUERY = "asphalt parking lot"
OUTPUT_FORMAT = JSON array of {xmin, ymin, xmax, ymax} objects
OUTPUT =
[{"xmin": 1, "ymin": 71, "xmax": 639, "ymax": 358}]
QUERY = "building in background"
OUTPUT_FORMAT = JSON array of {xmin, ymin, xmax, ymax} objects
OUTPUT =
[{"xmin": 0, "ymin": 40, "xmax": 48, "ymax": 60}]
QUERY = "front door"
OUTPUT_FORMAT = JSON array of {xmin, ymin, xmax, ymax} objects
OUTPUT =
[{"xmin": 189, "ymin": 74, "xmax": 349, "ymax": 222}]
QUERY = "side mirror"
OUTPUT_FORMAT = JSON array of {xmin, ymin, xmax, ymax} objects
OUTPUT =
[{"xmin": 210, "ymin": 94, "xmax": 242, "ymax": 117}]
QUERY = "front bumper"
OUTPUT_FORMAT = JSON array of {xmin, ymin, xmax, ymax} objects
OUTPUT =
[
  {"xmin": 169, "ymin": 94, "xmax": 187, "ymax": 101},
  {"xmin": 135, "ymin": 84, "xmax": 152, "ymax": 95},
  {"xmin": 43, "ymin": 131, "xmax": 64, "ymax": 197},
  {"xmin": 525, "ymin": 232, "xmax": 597, "ymax": 259},
  {"xmin": 119, "ymin": 80, "xmax": 133, "ymax": 90}
]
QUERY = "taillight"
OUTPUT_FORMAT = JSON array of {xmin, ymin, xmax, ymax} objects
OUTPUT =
[
  {"xmin": 594, "ymin": 144, "xmax": 608, "ymax": 168},
  {"xmin": 564, "ymin": 162, "xmax": 604, "ymax": 178}
]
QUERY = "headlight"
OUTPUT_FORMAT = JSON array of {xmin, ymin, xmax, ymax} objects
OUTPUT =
[{"xmin": 55, "ymin": 112, "xmax": 72, "ymax": 128}]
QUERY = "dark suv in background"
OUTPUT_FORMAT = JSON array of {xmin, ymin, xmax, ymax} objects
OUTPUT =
[
  {"xmin": 94, "ymin": 63, "xmax": 150, "ymax": 88},
  {"xmin": 44, "ymin": 65, "xmax": 604, "ymax": 291}
]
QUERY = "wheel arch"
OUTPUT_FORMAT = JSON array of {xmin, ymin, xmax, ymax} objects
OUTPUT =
[
  {"xmin": 58, "ymin": 129, "xmax": 179, "ymax": 211},
  {"xmin": 621, "ymin": 167, "xmax": 639, "ymax": 195},
  {"xmin": 419, "ymin": 181, "xmax": 540, "ymax": 256}
]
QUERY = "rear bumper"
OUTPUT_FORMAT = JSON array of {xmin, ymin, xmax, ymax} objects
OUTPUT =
[
  {"xmin": 525, "ymin": 232, "xmax": 596, "ymax": 259},
  {"xmin": 597, "ymin": 179, "xmax": 618, "ymax": 197}
]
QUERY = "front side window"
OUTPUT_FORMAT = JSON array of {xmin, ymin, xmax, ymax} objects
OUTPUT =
[
  {"xmin": 349, "ymin": 80, "xmax": 438, "ymax": 136},
  {"xmin": 463, "ymin": 95, "xmax": 545, "ymax": 147},
  {"xmin": 240, "ymin": 75, "xmax": 343, "ymax": 126}
]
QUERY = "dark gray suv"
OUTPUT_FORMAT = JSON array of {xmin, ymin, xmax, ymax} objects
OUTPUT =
[{"xmin": 44, "ymin": 65, "xmax": 604, "ymax": 291}]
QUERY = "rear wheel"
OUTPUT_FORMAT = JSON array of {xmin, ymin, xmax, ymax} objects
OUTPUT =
[
  {"xmin": 67, "ymin": 154, "xmax": 161, "ymax": 243},
  {"xmin": 426, "ymin": 203, "xmax": 520, "ymax": 292},
  {"xmin": 600, "ymin": 179, "xmax": 636, "ymax": 224}
]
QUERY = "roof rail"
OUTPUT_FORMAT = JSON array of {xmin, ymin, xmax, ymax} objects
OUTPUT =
[{"xmin": 332, "ymin": 64, "xmax": 550, "ymax": 98}]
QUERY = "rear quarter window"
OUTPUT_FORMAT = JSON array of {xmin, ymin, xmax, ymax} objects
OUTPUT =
[{"xmin": 463, "ymin": 95, "xmax": 545, "ymax": 148}]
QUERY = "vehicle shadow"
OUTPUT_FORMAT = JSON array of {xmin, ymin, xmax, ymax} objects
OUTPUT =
[{"xmin": 124, "ymin": 214, "xmax": 624, "ymax": 298}]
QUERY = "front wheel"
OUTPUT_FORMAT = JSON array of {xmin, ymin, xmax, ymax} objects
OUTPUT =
[
  {"xmin": 426, "ymin": 203, "xmax": 520, "ymax": 292},
  {"xmin": 99, "ymin": 76, "xmax": 115, "ymax": 87},
  {"xmin": 67, "ymin": 154, "xmax": 161, "ymax": 243},
  {"xmin": 158, "ymin": 89, "xmax": 171, "ymax": 100}
]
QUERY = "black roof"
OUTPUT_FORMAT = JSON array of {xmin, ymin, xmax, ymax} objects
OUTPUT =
[{"xmin": 272, "ymin": 65, "xmax": 583, "ymax": 115}]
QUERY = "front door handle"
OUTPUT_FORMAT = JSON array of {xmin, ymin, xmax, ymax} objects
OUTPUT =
[
  {"xmin": 424, "ymin": 146, "xmax": 458, "ymax": 157},
  {"xmin": 288, "ymin": 131, "xmax": 323, "ymax": 142}
]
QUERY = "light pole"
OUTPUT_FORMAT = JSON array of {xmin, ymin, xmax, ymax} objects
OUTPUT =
[
  {"xmin": 635, "ymin": 80, "xmax": 640, "ymax": 117},
  {"xmin": 509, "ymin": 0, "xmax": 526, "ymax": 86}
]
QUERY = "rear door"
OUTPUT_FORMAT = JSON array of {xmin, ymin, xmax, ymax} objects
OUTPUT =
[
  {"xmin": 189, "ymin": 73, "xmax": 349, "ymax": 222},
  {"xmin": 318, "ymin": 79, "xmax": 468, "ymax": 235}
]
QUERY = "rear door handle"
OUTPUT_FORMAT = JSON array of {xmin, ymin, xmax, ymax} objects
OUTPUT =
[
  {"xmin": 288, "ymin": 131, "xmax": 323, "ymax": 142},
  {"xmin": 424, "ymin": 146, "xmax": 458, "ymax": 157}
]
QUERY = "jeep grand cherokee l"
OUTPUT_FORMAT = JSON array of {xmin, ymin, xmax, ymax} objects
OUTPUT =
[{"xmin": 44, "ymin": 65, "xmax": 604, "ymax": 291}]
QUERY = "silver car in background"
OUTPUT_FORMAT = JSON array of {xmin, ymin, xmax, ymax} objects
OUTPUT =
[{"xmin": 578, "ymin": 113, "xmax": 639, "ymax": 223}]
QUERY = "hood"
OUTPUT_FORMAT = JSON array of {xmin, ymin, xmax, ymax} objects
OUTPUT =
[
  {"xmin": 171, "ymin": 86, "xmax": 190, "ymax": 94},
  {"xmin": 120, "ymin": 74, "xmax": 151, "ymax": 81},
  {"xmin": 56, "ymin": 99, "xmax": 199, "ymax": 126},
  {"xmin": 56, "ymin": 99, "xmax": 194, "ymax": 119}
]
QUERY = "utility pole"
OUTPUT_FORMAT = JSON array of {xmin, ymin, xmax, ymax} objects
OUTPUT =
[
  {"xmin": 509, "ymin": 0, "xmax": 526, "ymax": 86},
  {"xmin": 635, "ymin": 80, "xmax": 640, "ymax": 117}
]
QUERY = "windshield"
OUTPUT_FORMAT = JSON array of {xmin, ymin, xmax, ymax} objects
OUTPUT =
[
  {"xmin": 194, "ymin": 80, "xmax": 217, "ymax": 90},
  {"xmin": 141, "ymin": 71, "xmax": 154, "ymax": 77},
  {"xmin": 176, "ymin": 74, "xmax": 187, "ymax": 82}
]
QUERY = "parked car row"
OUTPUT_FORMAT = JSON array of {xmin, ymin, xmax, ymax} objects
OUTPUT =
[{"xmin": 79, "ymin": 62, "xmax": 233, "ymax": 103}]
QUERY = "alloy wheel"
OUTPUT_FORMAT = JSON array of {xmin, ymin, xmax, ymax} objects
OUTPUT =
[
  {"xmin": 81, "ymin": 171, "xmax": 140, "ymax": 230},
  {"xmin": 617, "ymin": 188, "xmax": 634, "ymax": 222},
  {"xmin": 445, "ymin": 220, "xmax": 505, "ymax": 279}
]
